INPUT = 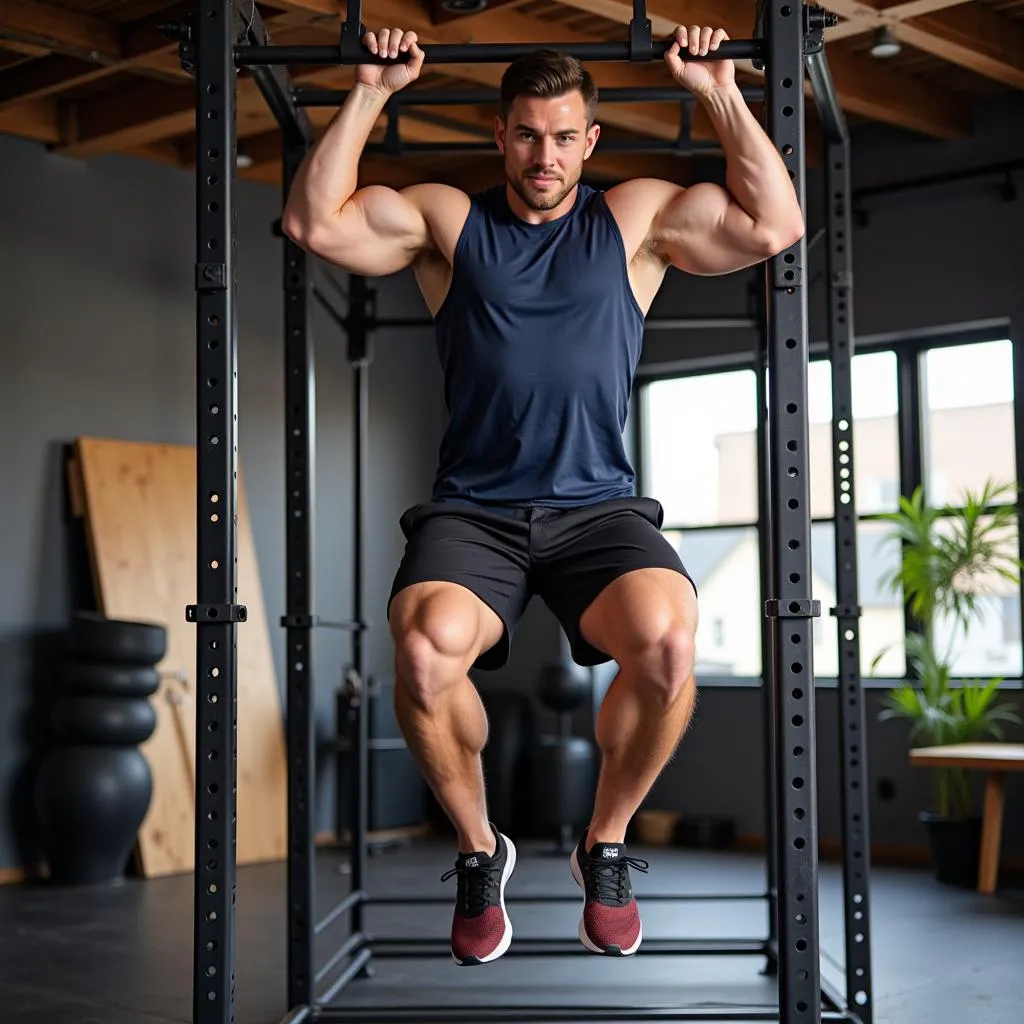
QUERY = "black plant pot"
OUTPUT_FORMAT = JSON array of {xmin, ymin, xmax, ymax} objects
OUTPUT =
[{"xmin": 919, "ymin": 812, "xmax": 982, "ymax": 887}]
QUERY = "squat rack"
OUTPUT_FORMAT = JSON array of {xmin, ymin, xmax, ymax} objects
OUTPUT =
[{"xmin": 182, "ymin": 0, "xmax": 873, "ymax": 1022}]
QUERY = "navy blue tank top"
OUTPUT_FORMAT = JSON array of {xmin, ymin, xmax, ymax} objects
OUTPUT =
[{"xmin": 431, "ymin": 183, "xmax": 645, "ymax": 508}]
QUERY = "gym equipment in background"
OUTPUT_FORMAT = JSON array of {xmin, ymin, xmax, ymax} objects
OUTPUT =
[
  {"xmin": 34, "ymin": 613, "xmax": 164, "ymax": 885},
  {"xmin": 532, "ymin": 660, "xmax": 596, "ymax": 854}
]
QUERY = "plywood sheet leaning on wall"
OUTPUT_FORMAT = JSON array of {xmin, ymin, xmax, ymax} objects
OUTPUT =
[{"xmin": 68, "ymin": 436, "xmax": 288, "ymax": 877}]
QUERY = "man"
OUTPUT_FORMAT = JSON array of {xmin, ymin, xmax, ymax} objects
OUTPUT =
[{"xmin": 282, "ymin": 23, "xmax": 803, "ymax": 966}]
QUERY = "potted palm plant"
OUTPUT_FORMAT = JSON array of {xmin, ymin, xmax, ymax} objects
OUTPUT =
[{"xmin": 872, "ymin": 478, "xmax": 1023, "ymax": 885}]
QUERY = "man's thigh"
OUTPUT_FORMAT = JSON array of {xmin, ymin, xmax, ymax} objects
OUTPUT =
[
  {"xmin": 388, "ymin": 502, "xmax": 531, "ymax": 671},
  {"xmin": 534, "ymin": 497, "xmax": 697, "ymax": 666}
]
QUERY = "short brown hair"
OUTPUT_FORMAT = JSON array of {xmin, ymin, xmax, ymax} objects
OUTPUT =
[{"xmin": 499, "ymin": 49, "xmax": 599, "ymax": 125}]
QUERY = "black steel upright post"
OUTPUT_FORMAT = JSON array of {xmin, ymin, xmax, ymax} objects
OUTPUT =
[
  {"xmin": 346, "ymin": 274, "xmax": 373, "ymax": 945},
  {"xmin": 764, "ymin": 2, "xmax": 822, "ymax": 1022},
  {"xmin": 191, "ymin": 1, "xmax": 241, "ymax": 1022},
  {"xmin": 825, "ymin": 136, "xmax": 875, "ymax": 1024},
  {"xmin": 754, "ymin": 282, "xmax": 780, "ymax": 977},
  {"xmin": 282, "ymin": 138, "xmax": 317, "ymax": 1010}
]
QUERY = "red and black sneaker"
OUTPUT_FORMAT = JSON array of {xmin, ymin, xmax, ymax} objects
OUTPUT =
[
  {"xmin": 570, "ymin": 832, "xmax": 649, "ymax": 956},
  {"xmin": 440, "ymin": 825, "xmax": 516, "ymax": 966}
]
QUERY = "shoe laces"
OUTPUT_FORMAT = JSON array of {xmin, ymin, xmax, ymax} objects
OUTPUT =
[
  {"xmin": 441, "ymin": 860, "xmax": 499, "ymax": 916},
  {"xmin": 588, "ymin": 855, "xmax": 649, "ymax": 903}
]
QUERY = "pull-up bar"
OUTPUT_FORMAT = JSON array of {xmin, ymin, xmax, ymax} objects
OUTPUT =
[
  {"xmin": 233, "ymin": 0, "xmax": 769, "ymax": 67},
  {"xmin": 237, "ymin": 38, "xmax": 765, "ymax": 67},
  {"xmin": 294, "ymin": 86, "xmax": 766, "ymax": 107}
]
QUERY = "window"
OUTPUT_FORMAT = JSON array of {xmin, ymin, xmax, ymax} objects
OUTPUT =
[
  {"xmin": 807, "ymin": 351, "xmax": 900, "ymax": 519},
  {"xmin": 810, "ymin": 521, "xmax": 906, "ymax": 678},
  {"xmin": 664, "ymin": 527, "xmax": 761, "ymax": 676},
  {"xmin": 930, "ymin": 514, "xmax": 1022, "ymax": 677},
  {"xmin": 923, "ymin": 340, "xmax": 1015, "ymax": 506},
  {"xmin": 641, "ymin": 369, "xmax": 758, "ymax": 527},
  {"xmin": 639, "ymin": 331, "xmax": 1022, "ymax": 686}
]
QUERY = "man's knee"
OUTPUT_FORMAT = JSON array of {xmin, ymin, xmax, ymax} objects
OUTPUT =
[
  {"xmin": 391, "ymin": 587, "xmax": 489, "ymax": 709},
  {"xmin": 620, "ymin": 617, "xmax": 696, "ymax": 707}
]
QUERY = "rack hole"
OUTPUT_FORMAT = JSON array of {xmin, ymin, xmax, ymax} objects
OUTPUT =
[
  {"xmin": 794, "ymin": 837, "xmax": 805, "ymax": 849},
  {"xmin": 792, "ymin": 687, "xmax": 803, "ymax": 699},
  {"xmin": 793, "ymin": 745, "xmax": 804, "ymax": 757},
  {"xmin": 786, "ymin": 401, "xmax": 797, "ymax": 413},
  {"xmin": 788, "ymin": 540, "xmax": 799, "ymax": 550},
  {"xmin": 794, "ymin": 808, "xmax": 805, "ymax": 820},
  {"xmin": 788, "ymin": 498, "xmax": 799, "ymax": 509},
  {"xmin": 782, "ymin": 76, "xmax": 793, "ymax": 88},
  {"xmin": 792, "ymin": 715, "xmax": 804, "ymax": 727},
  {"xmin": 792, "ymin": 776, "xmax": 804, "ymax": 789},
  {"xmin": 782, "ymin": 105, "xmax": 793, "ymax": 117},
  {"xmin": 789, "ymin": 573, "xmax": 800, "ymax": 584}
]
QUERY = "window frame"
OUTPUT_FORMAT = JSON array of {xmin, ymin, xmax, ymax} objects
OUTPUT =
[{"xmin": 635, "ymin": 317, "xmax": 1022, "ymax": 690}]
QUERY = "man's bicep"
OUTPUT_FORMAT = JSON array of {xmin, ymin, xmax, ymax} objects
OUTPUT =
[
  {"xmin": 307, "ymin": 185, "xmax": 433, "ymax": 276},
  {"xmin": 651, "ymin": 182, "xmax": 776, "ymax": 276}
]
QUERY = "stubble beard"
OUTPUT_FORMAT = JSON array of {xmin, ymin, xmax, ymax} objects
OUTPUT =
[{"xmin": 508, "ymin": 163, "xmax": 582, "ymax": 211}]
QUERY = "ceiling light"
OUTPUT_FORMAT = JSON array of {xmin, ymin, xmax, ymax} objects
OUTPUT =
[
  {"xmin": 237, "ymin": 153, "xmax": 254, "ymax": 168},
  {"xmin": 870, "ymin": 27, "xmax": 901, "ymax": 59},
  {"xmin": 441, "ymin": 0, "xmax": 488, "ymax": 11}
]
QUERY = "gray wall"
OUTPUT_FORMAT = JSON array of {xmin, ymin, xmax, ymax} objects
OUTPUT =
[{"xmin": 0, "ymin": 135, "xmax": 448, "ymax": 871}]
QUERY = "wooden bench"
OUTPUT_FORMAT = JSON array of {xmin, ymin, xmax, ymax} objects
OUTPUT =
[{"xmin": 909, "ymin": 742, "xmax": 1024, "ymax": 893}]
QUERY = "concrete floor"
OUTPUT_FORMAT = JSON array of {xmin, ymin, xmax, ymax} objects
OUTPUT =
[{"xmin": 1, "ymin": 838, "xmax": 1021, "ymax": 1023}]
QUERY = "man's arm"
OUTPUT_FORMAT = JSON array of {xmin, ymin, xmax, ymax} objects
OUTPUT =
[
  {"xmin": 649, "ymin": 83, "xmax": 805, "ymax": 276},
  {"xmin": 281, "ymin": 28, "xmax": 438, "ymax": 276},
  {"xmin": 627, "ymin": 25, "xmax": 803, "ymax": 277}
]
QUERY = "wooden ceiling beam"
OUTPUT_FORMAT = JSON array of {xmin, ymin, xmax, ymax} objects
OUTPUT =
[
  {"xmin": 0, "ymin": 6, "xmax": 305, "ymax": 109},
  {"xmin": 820, "ymin": 0, "xmax": 1024, "ymax": 89},
  {"xmin": 824, "ymin": 0, "xmax": 972, "ymax": 42},
  {"xmin": 0, "ymin": 92, "xmax": 56, "ymax": 139},
  {"xmin": 0, "ymin": 0, "xmax": 119, "ymax": 59}
]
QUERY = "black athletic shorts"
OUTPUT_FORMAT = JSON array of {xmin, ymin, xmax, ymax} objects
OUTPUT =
[{"xmin": 387, "ymin": 495, "xmax": 696, "ymax": 671}]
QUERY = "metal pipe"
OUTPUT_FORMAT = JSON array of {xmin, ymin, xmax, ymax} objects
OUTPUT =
[
  {"xmin": 311, "ymin": 1007, "xmax": 857, "ymax": 1022},
  {"xmin": 295, "ymin": 85, "xmax": 765, "ymax": 106},
  {"xmin": 365, "ymin": 891, "xmax": 767, "ymax": 904},
  {"xmin": 363, "ymin": 138, "xmax": 720, "ymax": 156},
  {"xmin": 314, "ymin": 891, "xmax": 367, "ymax": 936},
  {"xmin": 644, "ymin": 316, "xmax": 757, "ymax": 331},
  {"xmin": 237, "ymin": 39, "xmax": 765, "ymax": 67}
]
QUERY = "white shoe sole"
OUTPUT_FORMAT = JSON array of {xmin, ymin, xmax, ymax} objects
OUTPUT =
[
  {"xmin": 452, "ymin": 834, "xmax": 517, "ymax": 966},
  {"xmin": 569, "ymin": 848, "xmax": 643, "ymax": 956}
]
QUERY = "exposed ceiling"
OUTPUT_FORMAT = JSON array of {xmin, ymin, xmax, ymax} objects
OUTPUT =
[{"xmin": 1, "ymin": 0, "xmax": 1022, "ymax": 193}]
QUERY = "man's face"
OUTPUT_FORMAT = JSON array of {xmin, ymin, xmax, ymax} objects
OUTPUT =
[{"xmin": 495, "ymin": 91, "xmax": 600, "ymax": 212}]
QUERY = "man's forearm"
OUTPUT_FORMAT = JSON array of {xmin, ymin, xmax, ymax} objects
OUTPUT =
[
  {"xmin": 700, "ymin": 83, "xmax": 803, "ymax": 233},
  {"xmin": 283, "ymin": 84, "xmax": 390, "ymax": 231}
]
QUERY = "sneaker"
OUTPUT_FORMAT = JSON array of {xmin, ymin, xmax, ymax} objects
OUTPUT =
[
  {"xmin": 440, "ymin": 825, "xmax": 516, "ymax": 966},
  {"xmin": 569, "ymin": 832, "xmax": 649, "ymax": 956}
]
